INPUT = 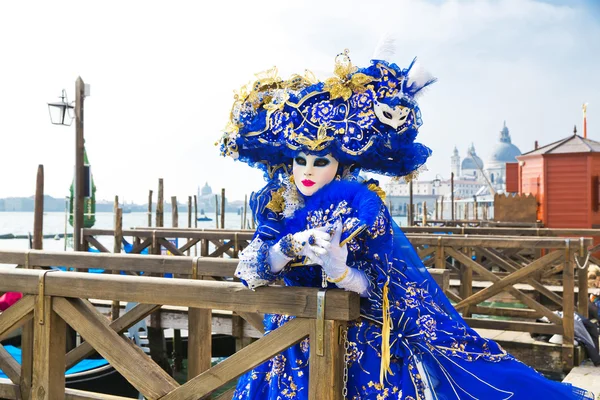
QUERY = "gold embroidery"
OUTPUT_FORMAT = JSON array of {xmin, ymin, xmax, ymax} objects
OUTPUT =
[{"xmin": 265, "ymin": 187, "xmax": 286, "ymax": 213}]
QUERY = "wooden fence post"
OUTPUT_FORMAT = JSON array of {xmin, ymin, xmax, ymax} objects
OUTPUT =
[
  {"xmin": 308, "ymin": 319, "xmax": 344, "ymax": 399},
  {"xmin": 460, "ymin": 247, "xmax": 473, "ymax": 318},
  {"xmin": 188, "ymin": 244, "xmax": 212, "ymax": 381},
  {"xmin": 31, "ymin": 296, "xmax": 66, "ymax": 400},
  {"xmin": 562, "ymin": 244, "xmax": 575, "ymax": 372}
]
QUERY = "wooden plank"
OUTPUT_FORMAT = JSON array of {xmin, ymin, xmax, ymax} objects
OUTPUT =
[
  {"xmin": 417, "ymin": 246, "xmax": 436, "ymax": 260},
  {"xmin": 32, "ymin": 295, "xmax": 66, "ymax": 400},
  {"xmin": 0, "ymin": 345, "xmax": 21, "ymax": 384},
  {"xmin": 84, "ymin": 228, "xmax": 255, "ymax": 241},
  {"xmin": 65, "ymin": 303, "xmax": 161, "ymax": 370},
  {"xmin": 0, "ymin": 379, "xmax": 19, "ymax": 400},
  {"xmin": 470, "ymin": 305, "xmax": 541, "ymax": 319},
  {"xmin": 85, "ymin": 236, "xmax": 111, "ymax": 254},
  {"xmin": 53, "ymin": 297, "xmax": 179, "ymax": 399},
  {"xmin": 452, "ymin": 249, "xmax": 562, "ymax": 311},
  {"xmin": 160, "ymin": 318, "xmax": 310, "ymax": 400},
  {"xmin": 0, "ymin": 249, "xmax": 237, "ymax": 277},
  {"xmin": 447, "ymin": 249, "xmax": 564, "ymax": 325},
  {"xmin": 159, "ymin": 238, "xmax": 185, "ymax": 256},
  {"xmin": 209, "ymin": 240, "xmax": 235, "ymax": 258},
  {"xmin": 65, "ymin": 387, "xmax": 138, "ymax": 399},
  {"xmin": 214, "ymin": 387, "xmax": 235, "ymax": 400},
  {"xmin": 477, "ymin": 247, "xmax": 564, "ymax": 306},
  {"xmin": 309, "ymin": 320, "xmax": 344, "ymax": 400},
  {"xmin": 129, "ymin": 238, "xmax": 152, "ymax": 254},
  {"xmin": 236, "ymin": 312, "xmax": 265, "ymax": 335},
  {"xmin": 178, "ymin": 238, "xmax": 201, "ymax": 255},
  {"xmin": 408, "ymin": 235, "xmax": 592, "ymax": 249},
  {"xmin": 0, "ymin": 295, "xmax": 34, "ymax": 341},
  {"xmin": 1, "ymin": 269, "xmax": 360, "ymax": 321},
  {"xmin": 463, "ymin": 318, "xmax": 563, "ymax": 335}
]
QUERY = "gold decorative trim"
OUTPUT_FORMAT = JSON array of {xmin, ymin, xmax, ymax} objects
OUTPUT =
[{"xmin": 340, "ymin": 224, "xmax": 367, "ymax": 247}]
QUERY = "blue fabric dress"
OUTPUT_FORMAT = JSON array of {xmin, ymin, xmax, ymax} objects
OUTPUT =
[{"xmin": 233, "ymin": 180, "xmax": 593, "ymax": 400}]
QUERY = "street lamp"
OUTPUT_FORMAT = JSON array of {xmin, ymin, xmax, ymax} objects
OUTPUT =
[
  {"xmin": 47, "ymin": 77, "xmax": 90, "ymax": 252},
  {"xmin": 47, "ymin": 89, "xmax": 74, "ymax": 126}
]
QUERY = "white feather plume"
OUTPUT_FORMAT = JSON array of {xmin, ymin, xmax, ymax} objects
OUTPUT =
[
  {"xmin": 372, "ymin": 32, "xmax": 397, "ymax": 61},
  {"xmin": 407, "ymin": 60, "xmax": 436, "ymax": 100}
]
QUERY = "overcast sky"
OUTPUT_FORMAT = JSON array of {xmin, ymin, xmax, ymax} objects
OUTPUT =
[{"xmin": 1, "ymin": 0, "xmax": 599, "ymax": 204}]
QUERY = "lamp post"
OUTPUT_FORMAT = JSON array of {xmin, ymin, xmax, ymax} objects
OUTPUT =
[
  {"xmin": 432, "ymin": 174, "xmax": 443, "ymax": 220},
  {"xmin": 48, "ymin": 77, "xmax": 89, "ymax": 251}
]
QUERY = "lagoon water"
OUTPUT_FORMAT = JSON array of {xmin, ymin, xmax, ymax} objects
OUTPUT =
[
  {"xmin": 0, "ymin": 211, "xmax": 407, "ymax": 261},
  {"xmin": 0, "ymin": 211, "xmax": 245, "ymax": 256}
]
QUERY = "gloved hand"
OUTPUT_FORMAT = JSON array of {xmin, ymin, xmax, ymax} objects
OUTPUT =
[
  {"xmin": 309, "ymin": 220, "xmax": 348, "ymax": 280},
  {"xmin": 310, "ymin": 220, "xmax": 370, "ymax": 297},
  {"xmin": 269, "ymin": 227, "xmax": 332, "ymax": 273}
]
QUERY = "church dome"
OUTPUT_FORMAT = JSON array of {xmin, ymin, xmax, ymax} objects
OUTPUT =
[
  {"xmin": 201, "ymin": 182, "xmax": 213, "ymax": 196},
  {"xmin": 487, "ymin": 122, "xmax": 521, "ymax": 166},
  {"xmin": 461, "ymin": 143, "xmax": 484, "ymax": 170}
]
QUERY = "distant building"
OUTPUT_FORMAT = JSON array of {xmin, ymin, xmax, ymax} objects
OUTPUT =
[
  {"xmin": 197, "ymin": 182, "xmax": 219, "ymax": 214},
  {"xmin": 385, "ymin": 122, "xmax": 522, "ymax": 205},
  {"xmin": 486, "ymin": 122, "xmax": 522, "ymax": 189}
]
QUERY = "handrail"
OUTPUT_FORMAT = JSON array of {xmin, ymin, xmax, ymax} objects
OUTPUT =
[{"xmin": 0, "ymin": 268, "xmax": 360, "ymax": 321}]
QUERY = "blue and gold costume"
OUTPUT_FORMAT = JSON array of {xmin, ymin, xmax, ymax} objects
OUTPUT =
[{"xmin": 219, "ymin": 51, "xmax": 593, "ymax": 399}]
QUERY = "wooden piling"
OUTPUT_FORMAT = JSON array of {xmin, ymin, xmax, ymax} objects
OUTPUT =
[
  {"xmin": 171, "ymin": 196, "xmax": 178, "ymax": 229},
  {"xmin": 221, "ymin": 188, "xmax": 226, "ymax": 230},
  {"xmin": 215, "ymin": 195, "xmax": 219, "ymax": 229},
  {"xmin": 33, "ymin": 165, "xmax": 44, "ymax": 251},
  {"xmin": 111, "ymin": 196, "xmax": 122, "ymax": 321},
  {"xmin": 243, "ymin": 195, "xmax": 248, "ymax": 230},
  {"xmin": 194, "ymin": 195, "xmax": 198, "ymax": 256},
  {"xmin": 148, "ymin": 190, "xmax": 153, "ymax": 227},
  {"xmin": 156, "ymin": 179, "xmax": 164, "ymax": 228}
]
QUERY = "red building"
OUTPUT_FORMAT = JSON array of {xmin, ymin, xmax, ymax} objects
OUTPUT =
[{"xmin": 511, "ymin": 132, "xmax": 600, "ymax": 228}]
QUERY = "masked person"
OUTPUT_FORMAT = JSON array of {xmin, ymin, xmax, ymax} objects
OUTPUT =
[{"xmin": 218, "ymin": 50, "xmax": 593, "ymax": 400}]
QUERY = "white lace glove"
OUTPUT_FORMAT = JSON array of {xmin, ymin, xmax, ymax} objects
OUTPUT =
[
  {"xmin": 268, "ymin": 227, "xmax": 332, "ymax": 273},
  {"xmin": 310, "ymin": 221, "xmax": 370, "ymax": 297}
]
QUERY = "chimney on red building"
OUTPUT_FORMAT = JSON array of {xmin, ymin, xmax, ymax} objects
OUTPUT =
[{"xmin": 534, "ymin": 140, "xmax": 538, "ymax": 150}]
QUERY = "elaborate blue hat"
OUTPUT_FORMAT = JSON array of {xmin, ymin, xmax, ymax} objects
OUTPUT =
[{"xmin": 218, "ymin": 50, "xmax": 434, "ymax": 179}]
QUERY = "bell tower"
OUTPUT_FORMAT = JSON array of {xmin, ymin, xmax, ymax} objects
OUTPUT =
[{"xmin": 451, "ymin": 146, "xmax": 460, "ymax": 177}]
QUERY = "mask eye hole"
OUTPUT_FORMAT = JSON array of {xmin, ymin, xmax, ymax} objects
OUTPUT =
[
  {"xmin": 314, "ymin": 158, "xmax": 331, "ymax": 167},
  {"xmin": 294, "ymin": 156, "xmax": 306, "ymax": 166},
  {"xmin": 383, "ymin": 111, "xmax": 393, "ymax": 119}
]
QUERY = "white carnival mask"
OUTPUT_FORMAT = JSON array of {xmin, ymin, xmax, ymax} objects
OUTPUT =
[
  {"xmin": 374, "ymin": 102, "xmax": 410, "ymax": 130},
  {"xmin": 292, "ymin": 152, "xmax": 339, "ymax": 197}
]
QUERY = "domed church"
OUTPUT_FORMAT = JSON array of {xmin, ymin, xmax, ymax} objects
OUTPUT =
[
  {"xmin": 452, "ymin": 122, "xmax": 522, "ymax": 193},
  {"xmin": 486, "ymin": 121, "xmax": 522, "ymax": 188}
]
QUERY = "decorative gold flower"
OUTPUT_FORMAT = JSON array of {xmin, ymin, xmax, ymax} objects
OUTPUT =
[
  {"xmin": 324, "ymin": 50, "xmax": 373, "ymax": 101},
  {"xmin": 293, "ymin": 125, "xmax": 334, "ymax": 151}
]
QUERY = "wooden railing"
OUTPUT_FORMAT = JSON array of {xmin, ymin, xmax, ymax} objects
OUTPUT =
[
  {"xmin": 0, "ymin": 250, "xmax": 359, "ymax": 400},
  {"xmin": 79, "ymin": 228, "xmax": 593, "ymax": 371},
  {"xmin": 408, "ymin": 235, "xmax": 592, "ymax": 371}
]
